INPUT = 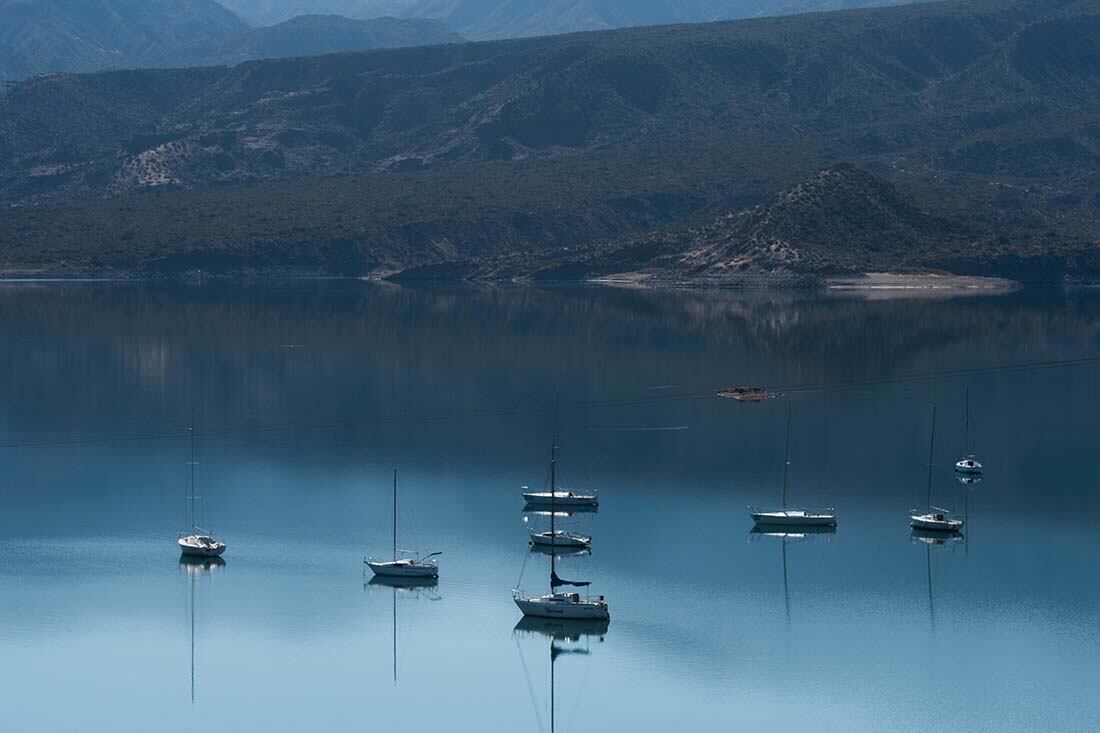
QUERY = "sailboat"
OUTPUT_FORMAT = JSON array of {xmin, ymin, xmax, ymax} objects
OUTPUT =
[
  {"xmin": 911, "ymin": 406, "xmax": 965, "ymax": 532},
  {"xmin": 955, "ymin": 388, "xmax": 983, "ymax": 475},
  {"xmin": 514, "ymin": 616, "xmax": 608, "ymax": 733},
  {"xmin": 527, "ymin": 444, "xmax": 592, "ymax": 549},
  {"xmin": 514, "ymin": 440, "xmax": 609, "ymax": 621},
  {"xmin": 365, "ymin": 469, "xmax": 441, "ymax": 579},
  {"xmin": 178, "ymin": 416, "xmax": 226, "ymax": 558},
  {"xmin": 750, "ymin": 405, "xmax": 837, "ymax": 527}
]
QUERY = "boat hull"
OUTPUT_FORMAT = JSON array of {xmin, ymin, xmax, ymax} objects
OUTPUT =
[
  {"xmin": 751, "ymin": 510, "xmax": 837, "ymax": 527},
  {"xmin": 178, "ymin": 537, "xmax": 226, "ymax": 557},
  {"xmin": 523, "ymin": 492, "xmax": 598, "ymax": 508},
  {"xmin": 367, "ymin": 560, "xmax": 439, "ymax": 578},
  {"xmin": 910, "ymin": 514, "xmax": 964, "ymax": 532},
  {"xmin": 514, "ymin": 595, "xmax": 610, "ymax": 621},
  {"xmin": 954, "ymin": 463, "xmax": 982, "ymax": 475},
  {"xmin": 528, "ymin": 530, "xmax": 591, "ymax": 548}
]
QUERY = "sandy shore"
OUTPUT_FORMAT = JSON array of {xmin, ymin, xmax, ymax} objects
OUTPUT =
[{"xmin": 825, "ymin": 272, "xmax": 1020, "ymax": 298}]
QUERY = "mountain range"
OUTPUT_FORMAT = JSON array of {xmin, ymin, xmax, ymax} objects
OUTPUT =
[
  {"xmin": 219, "ymin": 0, "xmax": 916, "ymax": 38},
  {"xmin": 0, "ymin": 0, "xmax": 459, "ymax": 81},
  {"xmin": 1, "ymin": 0, "xmax": 1099, "ymax": 283}
]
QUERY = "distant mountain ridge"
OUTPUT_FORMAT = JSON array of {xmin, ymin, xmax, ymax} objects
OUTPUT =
[
  {"xmin": 0, "ymin": 0, "xmax": 461, "ymax": 80},
  {"xmin": 0, "ymin": 0, "xmax": 247, "ymax": 80},
  {"xmin": 218, "ymin": 0, "xmax": 919, "ymax": 38}
]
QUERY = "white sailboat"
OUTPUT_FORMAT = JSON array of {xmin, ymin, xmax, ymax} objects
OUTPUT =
[
  {"xmin": 911, "ymin": 407, "xmax": 965, "ymax": 532},
  {"xmin": 515, "ymin": 440, "xmax": 609, "ymax": 621},
  {"xmin": 366, "ymin": 469, "xmax": 441, "ymax": 579},
  {"xmin": 955, "ymin": 388, "xmax": 983, "ymax": 475},
  {"xmin": 750, "ymin": 405, "xmax": 837, "ymax": 527},
  {"xmin": 178, "ymin": 416, "xmax": 226, "ymax": 558},
  {"xmin": 522, "ymin": 488, "xmax": 599, "ymax": 508},
  {"xmin": 527, "ymin": 444, "xmax": 592, "ymax": 548}
]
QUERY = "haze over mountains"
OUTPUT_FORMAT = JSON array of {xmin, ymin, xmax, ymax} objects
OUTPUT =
[
  {"xmin": 218, "ymin": 0, "xmax": 913, "ymax": 38},
  {"xmin": 1, "ymin": 0, "xmax": 1099, "ymax": 284},
  {"xmin": 0, "ymin": 0, "xmax": 458, "ymax": 81}
]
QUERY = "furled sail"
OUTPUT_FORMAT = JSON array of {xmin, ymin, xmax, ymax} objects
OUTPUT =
[{"xmin": 551, "ymin": 571, "xmax": 591, "ymax": 588}]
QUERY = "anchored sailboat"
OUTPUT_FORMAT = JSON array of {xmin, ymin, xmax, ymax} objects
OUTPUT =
[
  {"xmin": 750, "ymin": 405, "xmax": 837, "ymax": 527},
  {"xmin": 178, "ymin": 415, "xmax": 226, "ymax": 558},
  {"xmin": 955, "ymin": 388, "xmax": 983, "ymax": 475},
  {"xmin": 514, "ymin": 440, "xmax": 609, "ymax": 621},
  {"xmin": 911, "ymin": 406, "xmax": 964, "ymax": 532},
  {"xmin": 366, "ymin": 469, "xmax": 441, "ymax": 578}
]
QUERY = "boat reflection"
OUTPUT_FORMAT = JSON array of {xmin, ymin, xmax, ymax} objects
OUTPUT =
[
  {"xmin": 367, "ymin": 574, "xmax": 439, "ymax": 684},
  {"xmin": 366, "ymin": 574, "xmax": 440, "ymax": 593},
  {"xmin": 749, "ymin": 524, "xmax": 834, "ymax": 629},
  {"xmin": 910, "ymin": 529, "xmax": 965, "ymax": 547},
  {"xmin": 179, "ymin": 555, "xmax": 226, "ymax": 575},
  {"xmin": 528, "ymin": 543, "xmax": 592, "ymax": 558},
  {"xmin": 513, "ymin": 616, "xmax": 610, "ymax": 641},
  {"xmin": 748, "ymin": 525, "xmax": 837, "ymax": 542},
  {"xmin": 180, "ymin": 555, "xmax": 223, "ymax": 704},
  {"xmin": 514, "ymin": 617, "xmax": 607, "ymax": 733},
  {"xmin": 524, "ymin": 502, "xmax": 598, "ymax": 515}
]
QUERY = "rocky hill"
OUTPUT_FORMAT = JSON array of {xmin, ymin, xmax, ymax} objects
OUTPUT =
[{"xmin": 1, "ymin": 0, "xmax": 1099, "ymax": 284}]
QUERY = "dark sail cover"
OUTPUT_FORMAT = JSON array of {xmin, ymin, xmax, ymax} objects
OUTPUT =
[{"xmin": 551, "ymin": 571, "xmax": 591, "ymax": 588}]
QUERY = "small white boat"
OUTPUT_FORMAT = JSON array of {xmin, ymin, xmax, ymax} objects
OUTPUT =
[
  {"xmin": 955, "ymin": 456, "xmax": 982, "ymax": 475},
  {"xmin": 528, "ymin": 528, "xmax": 591, "ymax": 548},
  {"xmin": 178, "ymin": 415, "xmax": 227, "ymax": 559},
  {"xmin": 910, "ymin": 508, "xmax": 964, "ymax": 532},
  {"xmin": 514, "ymin": 591, "xmax": 609, "ymax": 620},
  {"xmin": 750, "ymin": 509, "xmax": 837, "ymax": 527},
  {"xmin": 750, "ymin": 405, "xmax": 837, "ymax": 528},
  {"xmin": 911, "ymin": 407, "xmax": 965, "ymax": 533},
  {"xmin": 366, "ymin": 469, "xmax": 441, "ymax": 579},
  {"xmin": 955, "ymin": 389, "xmax": 983, "ymax": 475},
  {"xmin": 178, "ymin": 533, "xmax": 226, "ymax": 557},
  {"xmin": 522, "ymin": 490, "xmax": 599, "ymax": 508}
]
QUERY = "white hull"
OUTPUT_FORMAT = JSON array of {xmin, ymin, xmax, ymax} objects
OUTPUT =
[
  {"xmin": 514, "ymin": 593, "xmax": 610, "ymax": 620},
  {"xmin": 751, "ymin": 509, "xmax": 837, "ymax": 527},
  {"xmin": 367, "ymin": 559, "xmax": 438, "ymax": 578},
  {"xmin": 178, "ymin": 536, "xmax": 226, "ymax": 557},
  {"xmin": 529, "ymin": 529, "xmax": 591, "ymax": 548},
  {"xmin": 523, "ymin": 492, "xmax": 598, "ymax": 508},
  {"xmin": 910, "ymin": 513, "xmax": 964, "ymax": 532},
  {"xmin": 954, "ymin": 460, "xmax": 982, "ymax": 475}
]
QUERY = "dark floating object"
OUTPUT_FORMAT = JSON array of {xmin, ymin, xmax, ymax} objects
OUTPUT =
[{"xmin": 718, "ymin": 387, "xmax": 784, "ymax": 403}]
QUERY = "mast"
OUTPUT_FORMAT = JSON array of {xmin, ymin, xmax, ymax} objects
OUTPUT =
[
  {"xmin": 189, "ymin": 409, "xmax": 196, "ymax": 532},
  {"xmin": 926, "ymin": 406, "xmax": 937, "ymax": 510},
  {"xmin": 781, "ymin": 404, "xmax": 792, "ymax": 508},
  {"xmin": 964, "ymin": 388, "xmax": 970, "ymax": 454},
  {"xmin": 392, "ymin": 469, "xmax": 398, "ymax": 562},
  {"xmin": 550, "ymin": 440, "xmax": 557, "ymax": 590}
]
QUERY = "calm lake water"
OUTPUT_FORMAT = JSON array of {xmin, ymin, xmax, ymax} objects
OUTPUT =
[{"xmin": 1, "ymin": 281, "xmax": 1099, "ymax": 732}]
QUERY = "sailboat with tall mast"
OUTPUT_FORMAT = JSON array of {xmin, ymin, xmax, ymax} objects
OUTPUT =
[
  {"xmin": 178, "ymin": 414, "xmax": 226, "ymax": 558},
  {"xmin": 750, "ymin": 405, "xmax": 837, "ymax": 527},
  {"xmin": 528, "ymin": 443, "xmax": 592, "ymax": 549},
  {"xmin": 911, "ymin": 406, "xmax": 964, "ymax": 532},
  {"xmin": 366, "ymin": 469, "xmax": 441, "ymax": 578},
  {"xmin": 515, "ymin": 439, "xmax": 609, "ymax": 621},
  {"xmin": 955, "ymin": 388, "xmax": 983, "ymax": 475}
]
